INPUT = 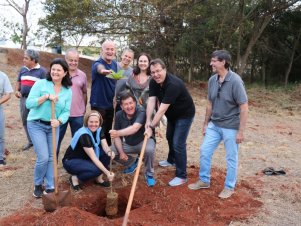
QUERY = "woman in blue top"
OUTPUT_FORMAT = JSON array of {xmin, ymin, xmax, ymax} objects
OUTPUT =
[
  {"xmin": 26, "ymin": 58, "xmax": 72, "ymax": 198},
  {"xmin": 62, "ymin": 111, "xmax": 115, "ymax": 191}
]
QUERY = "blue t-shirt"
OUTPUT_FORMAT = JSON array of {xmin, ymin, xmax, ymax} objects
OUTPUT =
[{"xmin": 90, "ymin": 58, "xmax": 117, "ymax": 109}]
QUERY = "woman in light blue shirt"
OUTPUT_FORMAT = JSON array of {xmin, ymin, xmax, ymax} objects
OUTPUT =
[{"xmin": 26, "ymin": 58, "xmax": 72, "ymax": 198}]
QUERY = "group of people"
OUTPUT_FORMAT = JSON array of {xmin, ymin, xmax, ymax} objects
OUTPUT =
[{"xmin": 0, "ymin": 40, "xmax": 248, "ymax": 200}]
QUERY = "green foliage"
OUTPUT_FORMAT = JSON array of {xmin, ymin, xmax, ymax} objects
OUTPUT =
[{"xmin": 106, "ymin": 70, "xmax": 126, "ymax": 80}]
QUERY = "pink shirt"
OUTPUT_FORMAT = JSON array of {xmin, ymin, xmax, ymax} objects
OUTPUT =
[{"xmin": 70, "ymin": 69, "xmax": 87, "ymax": 117}]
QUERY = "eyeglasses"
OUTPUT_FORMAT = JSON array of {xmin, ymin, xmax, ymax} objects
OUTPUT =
[
  {"xmin": 150, "ymin": 68, "xmax": 164, "ymax": 76},
  {"xmin": 217, "ymin": 82, "xmax": 222, "ymax": 98}
]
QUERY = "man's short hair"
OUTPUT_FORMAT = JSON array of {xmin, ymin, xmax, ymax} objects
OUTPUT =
[
  {"xmin": 119, "ymin": 90, "xmax": 136, "ymax": 104},
  {"xmin": 150, "ymin": 58, "xmax": 166, "ymax": 69},
  {"xmin": 65, "ymin": 48, "xmax": 79, "ymax": 59},
  {"xmin": 211, "ymin": 50, "xmax": 231, "ymax": 69},
  {"xmin": 122, "ymin": 48, "xmax": 134, "ymax": 56},
  {"xmin": 25, "ymin": 49, "xmax": 39, "ymax": 63}
]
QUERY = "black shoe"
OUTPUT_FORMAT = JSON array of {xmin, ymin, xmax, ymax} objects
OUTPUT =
[
  {"xmin": 43, "ymin": 189, "xmax": 55, "ymax": 195},
  {"xmin": 0, "ymin": 160, "xmax": 6, "ymax": 166},
  {"xmin": 23, "ymin": 143, "xmax": 33, "ymax": 151},
  {"xmin": 69, "ymin": 176, "xmax": 80, "ymax": 191},
  {"xmin": 33, "ymin": 185, "xmax": 43, "ymax": 198},
  {"xmin": 95, "ymin": 181, "xmax": 110, "ymax": 187}
]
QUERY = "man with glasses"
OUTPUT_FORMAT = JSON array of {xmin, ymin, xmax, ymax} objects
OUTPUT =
[
  {"xmin": 15, "ymin": 49, "xmax": 47, "ymax": 151},
  {"xmin": 145, "ymin": 58, "xmax": 195, "ymax": 187},
  {"xmin": 188, "ymin": 50, "xmax": 248, "ymax": 199}
]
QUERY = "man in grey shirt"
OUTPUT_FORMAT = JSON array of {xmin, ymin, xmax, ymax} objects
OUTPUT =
[
  {"xmin": 188, "ymin": 50, "xmax": 248, "ymax": 199},
  {"xmin": 110, "ymin": 91, "xmax": 156, "ymax": 187}
]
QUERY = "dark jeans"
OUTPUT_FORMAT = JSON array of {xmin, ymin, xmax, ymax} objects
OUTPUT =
[
  {"xmin": 62, "ymin": 154, "xmax": 110, "ymax": 182},
  {"xmin": 166, "ymin": 117, "xmax": 194, "ymax": 179},
  {"xmin": 57, "ymin": 116, "xmax": 84, "ymax": 157},
  {"xmin": 91, "ymin": 107, "xmax": 114, "ymax": 146}
]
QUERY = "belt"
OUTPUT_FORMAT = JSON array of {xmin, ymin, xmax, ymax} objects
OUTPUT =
[{"xmin": 34, "ymin": 119, "xmax": 51, "ymax": 125}]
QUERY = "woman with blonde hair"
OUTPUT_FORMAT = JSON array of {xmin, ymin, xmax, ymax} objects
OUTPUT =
[{"xmin": 62, "ymin": 111, "xmax": 115, "ymax": 190}]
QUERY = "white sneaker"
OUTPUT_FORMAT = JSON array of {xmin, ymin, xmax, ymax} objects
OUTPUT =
[
  {"xmin": 159, "ymin": 160, "xmax": 175, "ymax": 167},
  {"xmin": 168, "ymin": 177, "xmax": 187, "ymax": 186}
]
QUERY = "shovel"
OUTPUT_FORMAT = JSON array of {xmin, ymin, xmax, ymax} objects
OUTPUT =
[
  {"xmin": 42, "ymin": 101, "xmax": 71, "ymax": 212},
  {"xmin": 122, "ymin": 135, "xmax": 148, "ymax": 226}
]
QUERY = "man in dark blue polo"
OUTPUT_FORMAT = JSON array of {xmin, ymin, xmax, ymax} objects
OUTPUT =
[
  {"xmin": 145, "ymin": 58, "xmax": 195, "ymax": 187},
  {"xmin": 15, "ymin": 49, "xmax": 47, "ymax": 151},
  {"xmin": 90, "ymin": 40, "xmax": 117, "ymax": 146}
]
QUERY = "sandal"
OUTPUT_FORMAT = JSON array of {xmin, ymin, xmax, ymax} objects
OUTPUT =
[
  {"xmin": 263, "ymin": 167, "xmax": 286, "ymax": 176},
  {"xmin": 69, "ymin": 176, "xmax": 80, "ymax": 191}
]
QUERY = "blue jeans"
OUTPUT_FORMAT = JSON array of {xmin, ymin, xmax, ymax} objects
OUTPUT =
[
  {"xmin": 57, "ymin": 116, "xmax": 84, "ymax": 157},
  {"xmin": 0, "ymin": 106, "xmax": 5, "ymax": 160},
  {"xmin": 166, "ymin": 117, "xmax": 193, "ymax": 179},
  {"xmin": 199, "ymin": 122, "xmax": 238, "ymax": 190},
  {"xmin": 27, "ymin": 121, "xmax": 59, "ymax": 189},
  {"xmin": 62, "ymin": 154, "xmax": 110, "ymax": 182}
]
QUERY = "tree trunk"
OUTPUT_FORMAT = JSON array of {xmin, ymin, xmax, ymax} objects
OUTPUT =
[
  {"xmin": 22, "ymin": 14, "xmax": 28, "ymax": 49},
  {"xmin": 284, "ymin": 27, "xmax": 301, "ymax": 87},
  {"xmin": 237, "ymin": 15, "xmax": 272, "ymax": 75}
]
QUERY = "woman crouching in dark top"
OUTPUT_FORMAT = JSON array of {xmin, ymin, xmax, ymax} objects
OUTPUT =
[{"xmin": 62, "ymin": 111, "xmax": 115, "ymax": 190}]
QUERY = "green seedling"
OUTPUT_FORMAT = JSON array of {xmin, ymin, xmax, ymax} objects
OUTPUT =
[{"xmin": 107, "ymin": 70, "xmax": 126, "ymax": 80}]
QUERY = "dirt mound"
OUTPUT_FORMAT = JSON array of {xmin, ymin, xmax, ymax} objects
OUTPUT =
[{"xmin": 0, "ymin": 167, "xmax": 262, "ymax": 226}]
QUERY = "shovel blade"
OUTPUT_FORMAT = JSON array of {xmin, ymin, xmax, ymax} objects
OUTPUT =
[{"xmin": 42, "ymin": 190, "xmax": 72, "ymax": 212}]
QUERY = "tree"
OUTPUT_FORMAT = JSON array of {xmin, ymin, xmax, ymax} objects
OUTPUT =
[{"xmin": 0, "ymin": 0, "xmax": 31, "ymax": 49}]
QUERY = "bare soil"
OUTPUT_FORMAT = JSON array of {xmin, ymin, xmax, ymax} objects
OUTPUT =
[{"xmin": 0, "ymin": 48, "xmax": 301, "ymax": 225}]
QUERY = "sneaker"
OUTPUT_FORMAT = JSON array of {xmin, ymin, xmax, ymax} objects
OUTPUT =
[
  {"xmin": 159, "ymin": 160, "xmax": 175, "ymax": 167},
  {"xmin": 123, "ymin": 159, "xmax": 138, "ymax": 174},
  {"xmin": 33, "ymin": 185, "xmax": 43, "ymax": 198},
  {"xmin": 168, "ymin": 177, "xmax": 187, "ymax": 186},
  {"xmin": 0, "ymin": 160, "xmax": 6, "ymax": 167},
  {"xmin": 188, "ymin": 180, "xmax": 210, "ymax": 190},
  {"xmin": 43, "ymin": 189, "xmax": 55, "ymax": 195},
  {"xmin": 145, "ymin": 175, "xmax": 156, "ymax": 187},
  {"xmin": 218, "ymin": 188, "xmax": 234, "ymax": 199}
]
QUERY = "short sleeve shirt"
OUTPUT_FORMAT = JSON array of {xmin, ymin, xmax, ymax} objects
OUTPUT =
[
  {"xmin": 208, "ymin": 69, "xmax": 248, "ymax": 129},
  {"xmin": 17, "ymin": 65, "xmax": 47, "ymax": 96},
  {"xmin": 70, "ymin": 69, "xmax": 87, "ymax": 117},
  {"xmin": 63, "ymin": 131, "xmax": 105, "ymax": 160},
  {"xmin": 0, "ymin": 71, "xmax": 13, "ymax": 98},
  {"xmin": 149, "ymin": 73, "xmax": 195, "ymax": 121},
  {"xmin": 90, "ymin": 58, "xmax": 117, "ymax": 109},
  {"xmin": 114, "ymin": 107, "xmax": 146, "ymax": 146}
]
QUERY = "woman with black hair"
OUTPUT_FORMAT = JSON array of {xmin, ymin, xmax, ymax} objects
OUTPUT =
[{"xmin": 26, "ymin": 58, "xmax": 72, "ymax": 198}]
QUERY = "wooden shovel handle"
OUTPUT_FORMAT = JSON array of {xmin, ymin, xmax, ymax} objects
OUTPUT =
[
  {"xmin": 122, "ymin": 135, "xmax": 148, "ymax": 226},
  {"xmin": 51, "ymin": 101, "xmax": 59, "ymax": 194}
]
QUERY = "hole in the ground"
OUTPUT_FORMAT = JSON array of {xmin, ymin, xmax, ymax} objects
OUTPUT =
[{"xmin": 99, "ymin": 195, "xmax": 141, "ymax": 219}]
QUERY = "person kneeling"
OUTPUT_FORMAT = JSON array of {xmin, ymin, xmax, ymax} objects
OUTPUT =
[
  {"xmin": 62, "ymin": 111, "xmax": 115, "ymax": 190},
  {"xmin": 110, "ymin": 91, "xmax": 156, "ymax": 187}
]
